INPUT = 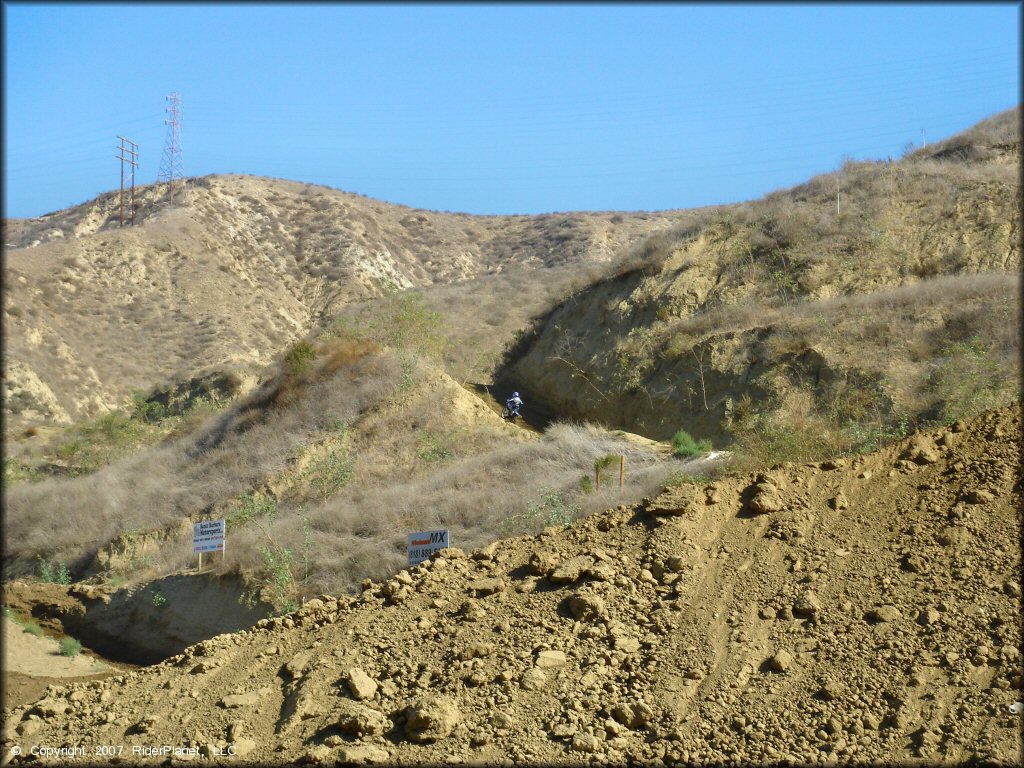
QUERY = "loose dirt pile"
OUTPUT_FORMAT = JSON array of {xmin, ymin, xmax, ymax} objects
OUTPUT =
[{"xmin": 3, "ymin": 407, "xmax": 1020, "ymax": 765}]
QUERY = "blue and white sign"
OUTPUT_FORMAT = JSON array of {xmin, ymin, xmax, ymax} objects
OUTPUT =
[{"xmin": 193, "ymin": 519, "xmax": 226, "ymax": 553}]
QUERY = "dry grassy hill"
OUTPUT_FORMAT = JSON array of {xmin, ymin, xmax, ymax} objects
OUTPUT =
[
  {"xmin": 3, "ymin": 406, "xmax": 1019, "ymax": 765},
  {"xmin": 2, "ymin": 109, "xmax": 1021, "ymax": 761},
  {"xmin": 504, "ymin": 108, "xmax": 1021, "ymax": 455},
  {"xmin": 3, "ymin": 337, "xmax": 682, "ymax": 610},
  {"xmin": 2, "ymin": 175, "xmax": 692, "ymax": 430}
]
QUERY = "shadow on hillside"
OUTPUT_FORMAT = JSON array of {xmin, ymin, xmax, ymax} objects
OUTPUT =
[{"xmin": 465, "ymin": 381, "xmax": 554, "ymax": 434}]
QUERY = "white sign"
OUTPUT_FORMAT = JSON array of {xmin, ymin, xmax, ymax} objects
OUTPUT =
[
  {"xmin": 407, "ymin": 529, "xmax": 449, "ymax": 566},
  {"xmin": 193, "ymin": 519, "xmax": 226, "ymax": 553}
]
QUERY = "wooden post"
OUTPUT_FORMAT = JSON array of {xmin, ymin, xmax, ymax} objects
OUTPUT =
[
  {"xmin": 620, "ymin": 455, "xmax": 625, "ymax": 488},
  {"xmin": 596, "ymin": 465, "xmax": 601, "ymax": 492},
  {"xmin": 198, "ymin": 551, "xmax": 202, "ymax": 571}
]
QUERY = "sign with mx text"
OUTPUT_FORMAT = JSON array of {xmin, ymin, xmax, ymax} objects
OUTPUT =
[
  {"xmin": 407, "ymin": 529, "xmax": 449, "ymax": 567},
  {"xmin": 193, "ymin": 519, "xmax": 226, "ymax": 553}
]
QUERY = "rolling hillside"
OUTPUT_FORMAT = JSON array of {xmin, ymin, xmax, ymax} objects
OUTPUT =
[
  {"xmin": 1, "ymin": 111, "xmax": 1020, "ymax": 762},
  {"xmin": 504, "ymin": 108, "xmax": 1021, "ymax": 452},
  {"xmin": 2, "ymin": 175, "xmax": 693, "ymax": 430}
]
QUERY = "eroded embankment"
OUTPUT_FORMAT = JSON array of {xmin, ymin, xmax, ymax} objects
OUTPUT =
[
  {"xmin": 2, "ymin": 407, "xmax": 1021, "ymax": 765},
  {"xmin": 2, "ymin": 573, "xmax": 270, "ymax": 666}
]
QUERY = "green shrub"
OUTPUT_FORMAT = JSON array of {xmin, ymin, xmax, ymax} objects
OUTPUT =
[
  {"xmin": 151, "ymin": 585, "xmax": 167, "ymax": 608},
  {"xmin": 259, "ymin": 543, "xmax": 297, "ymax": 616},
  {"xmin": 671, "ymin": 429, "xmax": 712, "ymax": 458},
  {"xmin": 37, "ymin": 555, "xmax": 71, "ymax": 585},
  {"xmin": 4, "ymin": 457, "xmax": 36, "ymax": 486},
  {"xmin": 130, "ymin": 392, "xmax": 167, "ymax": 424},
  {"xmin": 843, "ymin": 415, "xmax": 911, "ymax": 455},
  {"xmin": 377, "ymin": 292, "xmax": 447, "ymax": 360},
  {"xmin": 59, "ymin": 637, "xmax": 82, "ymax": 656},
  {"xmin": 579, "ymin": 474, "xmax": 594, "ymax": 493},
  {"xmin": 726, "ymin": 392, "xmax": 839, "ymax": 470},
  {"xmin": 284, "ymin": 341, "xmax": 317, "ymax": 377},
  {"xmin": 325, "ymin": 290, "xmax": 448, "ymax": 363},
  {"xmin": 94, "ymin": 410, "xmax": 137, "ymax": 437},
  {"xmin": 55, "ymin": 439, "xmax": 83, "ymax": 462},
  {"xmin": 417, "ymin": 431, "xmax": 456, "ymax": 463}
]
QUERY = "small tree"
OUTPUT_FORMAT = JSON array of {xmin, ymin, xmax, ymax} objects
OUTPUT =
[{"xmin": 306, "ymin": 447, "xmax": 355, "ymax": 505}]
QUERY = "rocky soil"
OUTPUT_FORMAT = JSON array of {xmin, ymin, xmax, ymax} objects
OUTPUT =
[{"xmin": 3, "ymin": 406, "xmax": 1020, "ymax": 765}]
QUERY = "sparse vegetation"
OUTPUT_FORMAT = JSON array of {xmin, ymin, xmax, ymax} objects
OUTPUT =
[
  {"xmin": 417, "ymin": 431, "xmax": 458, "ymax": 464},
  {"xmin": 303, "ymin": 447, "xmax": 356, "ymax": 505},
  {"xmin": 931, "ymin": 336, "xmax": 1018, "ymax": 424},
  {"xmin": 501, "ymin": 487, "xmax": 580, "ymax": 536},
  {"xmin": 726, "ymin": 391, "xmax": 842, "ymax": 470},
  {"xmin": 59, "ymin": 636, "xmax": 82, "ymax": 657},
  {"xmin": 10, "ymin": 390, "xmax": 230, "ymax": 485},
  {"xmin": 4, "ymin": 456, "xmax": 38, "ymax": 485},
  {"xmin": 663, "ymin": 470, "xmax": 716, "ymax": 488},
  {"xmin": 2, "ymin": 110, "xmax": 1019, "ymax": 614},
  {"xmin": 3, "ymin": 606, "xmax": 44, "ymax": 637},
  {"xmin": 226, "ymin": 493, "xmax": 279, "ymax": 533}
]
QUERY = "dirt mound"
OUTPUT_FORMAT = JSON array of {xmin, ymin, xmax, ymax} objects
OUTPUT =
[{"xmin": 3, "ymin": 407, "xmax": 1021, "ymax": 764}]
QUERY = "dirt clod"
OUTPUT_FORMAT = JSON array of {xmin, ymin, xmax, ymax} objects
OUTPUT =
[{"xmin": 404, "ymin": 695, "xmax": 461, "ymax": 742}]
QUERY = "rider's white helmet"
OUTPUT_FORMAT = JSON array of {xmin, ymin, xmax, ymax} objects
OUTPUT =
[{"xmin": 513, "ymin": 392, "xmax": 519, "ymax": 398}]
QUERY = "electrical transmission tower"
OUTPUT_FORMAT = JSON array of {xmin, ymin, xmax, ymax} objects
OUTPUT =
[
  {"xmin": 158, "ymin": 91, "xmax": 184, "ymax": 203},
  {"xmin": 116, "ymin": 136, "xmax": 139, "ymax": 226}
]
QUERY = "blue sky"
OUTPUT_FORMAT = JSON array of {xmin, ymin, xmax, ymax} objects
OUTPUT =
[{"xmin": 3, "ymin": 3, "xmax": 1020, "ymax": 218}]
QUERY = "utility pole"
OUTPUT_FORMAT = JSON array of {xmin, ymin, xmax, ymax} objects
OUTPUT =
[
  {"xmin": 116, "ymin": 137, "xmax": 139, "ymax": 226},
  {"xmin": 158, "ymin": 92, "xmax": 184, "ymax": 203}
]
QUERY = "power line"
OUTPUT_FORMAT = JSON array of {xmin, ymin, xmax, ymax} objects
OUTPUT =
[
  {"xmin": 157, "ymin": 92, "xmax": 184, "ymax": 203},
  {"xmin": 116, "ymin": 137, "xmax": 139, "ymax": 225}
]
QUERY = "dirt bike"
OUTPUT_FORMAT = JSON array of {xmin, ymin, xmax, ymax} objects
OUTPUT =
[{"xmin": 501, "ymin": 405, "xmax": 520, "ymax": 423}]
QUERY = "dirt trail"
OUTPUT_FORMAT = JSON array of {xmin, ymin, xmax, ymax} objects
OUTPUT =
[
  {"xmin": 464, "ymin": 382, "xmax": 547, "ymax": 435},
  {"xmin": 2, "ymin": 406, "xmax": 1020, "ymax": 765},
  {"xmin": 1, "ymin": 617, "xmax": 123, "ymax": 711}
]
